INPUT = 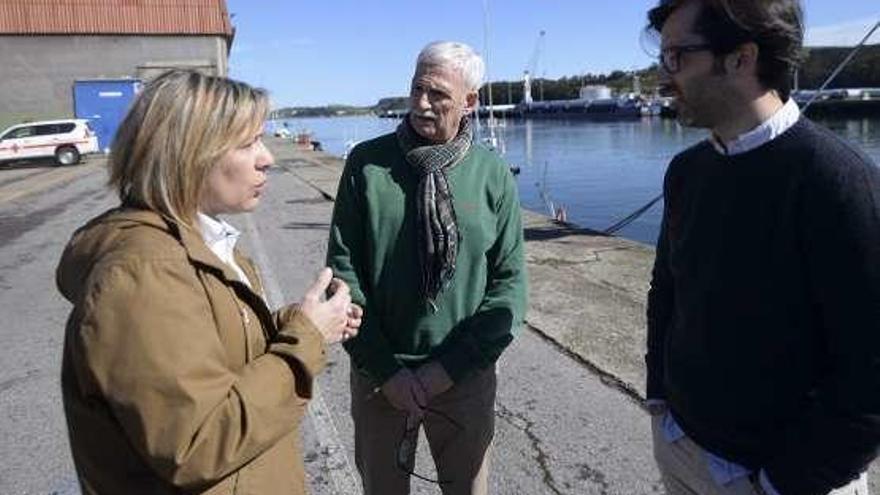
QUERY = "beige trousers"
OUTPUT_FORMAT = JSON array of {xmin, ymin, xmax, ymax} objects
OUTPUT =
[
  {"xmin": 652, "ymin": 416, "xmax": 870, "ymax": 495},
  {"xmin": 350, "ymin": 367, "xmax": 496, "ymax": 495}
]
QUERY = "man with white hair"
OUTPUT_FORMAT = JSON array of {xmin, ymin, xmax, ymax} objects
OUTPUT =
[{"xmin": 327, "ymin": 41, "xmax": 527, "ymax": 494}]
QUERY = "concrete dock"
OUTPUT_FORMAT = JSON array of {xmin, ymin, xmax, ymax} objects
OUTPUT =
[
  {"xmin": 0, "ymin": 147, "xmax": 663, "ymax": 495},
  {"xmin": 264, "ymin": 135, "xmax": 879, "ymax": 493},
  {"xmin": 0, "ymin": 137, "xmax": 875, "ymax": 494}
]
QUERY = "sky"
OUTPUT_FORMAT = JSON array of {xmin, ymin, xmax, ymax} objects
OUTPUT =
[{"xmin": 226, "ymin": 1, "xmax": 880, "ymax": 108}]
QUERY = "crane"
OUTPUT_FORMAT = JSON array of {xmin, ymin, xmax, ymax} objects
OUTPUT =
[{"xmin": 523, "ymin": 30, "xmax": 545, "ymax": 104}]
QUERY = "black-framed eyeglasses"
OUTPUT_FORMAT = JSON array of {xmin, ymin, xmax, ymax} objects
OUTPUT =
[
  {"xmin": 396, "ymin": 407, "xmax": 464, "ymax": 485},
  {"xmin": 659, "ymin": 43, "xmax": 714, "ymax": 74}
]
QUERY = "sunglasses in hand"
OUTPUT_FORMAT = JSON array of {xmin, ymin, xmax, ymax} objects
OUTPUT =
[{"xmin": 395, "ymin": 407, "xmax": 464, "ymax": 485}]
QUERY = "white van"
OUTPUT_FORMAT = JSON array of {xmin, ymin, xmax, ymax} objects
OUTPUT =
[{"xmin": 0, "ymin": 119, "xmax": 100, "ymax": 166}]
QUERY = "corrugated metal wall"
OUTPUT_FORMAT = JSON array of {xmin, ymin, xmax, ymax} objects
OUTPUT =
[{"xmin": 0, "ymin": 0, "xmax": 232, "ymax": 37}]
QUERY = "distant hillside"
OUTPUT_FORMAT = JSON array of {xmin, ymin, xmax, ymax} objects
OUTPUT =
[
  {"xmin": 270, "ymin": 44, "xmax": 880, "ymax": 118},
  {"xmin": 271, "ymin": 97, "xmax": 411, "ymax": 119},
  {"xmin": 799, "ymin": 44, "xmax": 880, "ymax": 88},
  {"xmin": 374, "ymin": 96, "xmax": 409, "ymax": 113},
  {"xmin": 271, "ymin": 104, "xmax": 372, "ymax": 119},
  {"xmin": 479, "ymin": 44, "xmax": 880, "ymax": 104},
  {"xmin": 478, "ymin": 69, "xmax": 661, "ymax": 105}
]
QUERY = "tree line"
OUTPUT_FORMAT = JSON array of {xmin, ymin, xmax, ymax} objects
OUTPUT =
[
  {"xmin": 272, "ymin": 45, "xmax": 880, "ymax": 118},
  {"xmin": 797, "ymin": 45, "xmax": 880, "ymax": 89},
  {"xmin": 477, "ymin": 45, "xmax": 880, "ymax": 104}
]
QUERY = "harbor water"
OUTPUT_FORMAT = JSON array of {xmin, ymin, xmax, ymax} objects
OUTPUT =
[{"xmin": 275, "ymin": 115, "xmax": 880, "ymax": 245}]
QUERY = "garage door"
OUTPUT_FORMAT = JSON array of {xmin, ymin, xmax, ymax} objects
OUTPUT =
[{"xmin": 73, "ymin": 80, "xmax": 141, "ymax": 152}]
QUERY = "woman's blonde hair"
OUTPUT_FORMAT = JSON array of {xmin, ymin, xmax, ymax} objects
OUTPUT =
[{"xmin": 109, "ymin": 70, "xmax": 269, "ymax": 227}]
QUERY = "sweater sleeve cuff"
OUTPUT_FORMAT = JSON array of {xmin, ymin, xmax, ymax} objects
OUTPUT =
[
  {"xmin": 437, "ymin": 345, "xmax": 480, "ymax": 384},
  {"xmin": 371, "ymin": 357, "xmax": 404, "ymax": 386},
  {"xmin": 342, "ymin": 339, "xmax": 403, "ymax": 386}
]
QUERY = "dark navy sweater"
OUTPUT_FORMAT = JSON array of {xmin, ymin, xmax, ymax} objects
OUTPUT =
[{"xmin": 646, "ymin": 118, "xmax": 880, "ymax": 494}]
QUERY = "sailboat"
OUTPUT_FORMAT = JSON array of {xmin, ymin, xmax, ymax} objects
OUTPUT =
[{"xmin": 478, "ymin": 0, "xmax": 512, "ymax": 165}]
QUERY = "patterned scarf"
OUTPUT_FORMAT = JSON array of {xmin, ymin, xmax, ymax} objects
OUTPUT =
[{"xmin": 396, "ymin": 115, "xmax": 473, "ymax": 306}]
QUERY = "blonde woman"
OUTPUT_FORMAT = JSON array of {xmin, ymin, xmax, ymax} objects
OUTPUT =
[{"xmin": 56, "ymin": 70, "xmax": 360, "ymax": 494}]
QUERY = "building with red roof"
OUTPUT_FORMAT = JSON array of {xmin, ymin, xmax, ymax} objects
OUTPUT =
[{"xmin": 0, "ymin": 0, "xmax": 235, "ymax": 133}]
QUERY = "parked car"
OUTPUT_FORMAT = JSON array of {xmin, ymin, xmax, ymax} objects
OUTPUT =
[{"xmin": 0, "ymin": 119, "xmax": 100, "ymax": 166}]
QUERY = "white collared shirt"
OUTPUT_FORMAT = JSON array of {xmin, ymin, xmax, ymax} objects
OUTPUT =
[
  {"xmin": 197, "ymin": 212, "xmax": 252, "ymax": 288},
  {"xmin": 709, "ymin": 97, "xmax": 801, "ymax": 156}
]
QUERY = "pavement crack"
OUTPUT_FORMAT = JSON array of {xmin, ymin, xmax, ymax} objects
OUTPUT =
[
  {"xmin": 280, "ymin": 166, "xmax": 335, "ymax": 201},
  {"xmin": 577, "ymin": 462, "xmax": 611, "ymax": 494},
  {"xmin": 281, "ymin": 159, "xmax": 320, "ymax": 169},
  {"xmin": 495, "ymin": 403, "xmax": 564, "ymax": 495},
  {"xmin": 0, "ymin": 186, "xmax": 102, "ymax": 250},
  {"xmin": 0, "ymin": 369, "xmax": 46, "ymax": 395},
  {"xmin": 524, "ymin": 323, "xmax": 647, "ymax": 408},
  {"xmin": 0, "ymin": 168, "xmax": 56, "ymax": 189},
  {"xmin": 286, "ymin": 197, "xmax": 331, "ymax": 205},
  {"xmin": 528, "ymin": 252, "xmax": 601, "ymax": 267},
  {"xmin": 592, "ymin": 246, "xmax": 635, "ymax": 255}
]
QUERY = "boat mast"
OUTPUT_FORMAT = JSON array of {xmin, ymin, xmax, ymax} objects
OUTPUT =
[{"xmin": 482, "ymin": 0, "xmax": 497, "ymax": 146}]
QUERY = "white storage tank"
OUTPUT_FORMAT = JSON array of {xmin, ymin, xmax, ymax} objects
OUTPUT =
[{"xmin": 579, "ymin": 85, "xmax": 612, "ymax": 101}]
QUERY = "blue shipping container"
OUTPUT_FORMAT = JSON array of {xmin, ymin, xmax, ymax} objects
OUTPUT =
[{"xmin": 73, "ymin": 80, "xmax": 141, "ymax": 151}]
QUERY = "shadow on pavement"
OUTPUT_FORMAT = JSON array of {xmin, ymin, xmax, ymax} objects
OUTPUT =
[{"xmin": 524, "ymin": 222, "xmax": 606, "ymax": 241}]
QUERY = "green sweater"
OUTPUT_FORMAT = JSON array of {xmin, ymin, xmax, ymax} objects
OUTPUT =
[{"xmin": 327, "ymin": 132, "xmax": 527, "ymax": 385}]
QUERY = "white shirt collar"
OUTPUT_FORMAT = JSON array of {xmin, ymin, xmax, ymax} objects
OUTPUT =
[
  {"xmin": 709, "ymin": 98, "xmax": 800, "ymax": 156},
  {"xmin": 196, "ymin": 212, "xmax": 251, "ymax": 287},
  {"xmin": 197, "ymin": 212, "xmax": 241, "ymax": 249}
]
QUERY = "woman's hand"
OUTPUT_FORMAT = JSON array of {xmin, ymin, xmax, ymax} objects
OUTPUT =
[
  {"xmin": 299, "ymin": 268, "xmax": 359, "ymax": 344},
  {"xmin": 343, "ymin": 303, "xmax": 363, "ymax": 341}
]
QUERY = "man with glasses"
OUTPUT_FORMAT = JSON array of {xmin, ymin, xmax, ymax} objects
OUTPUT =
[
  {"xmin": 644, "ymin": 0, "xmax": 880, "ymax": 494},
  {"xmin": 327, "ymin": 40, "xmax": 527, "ymax": 494}
]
